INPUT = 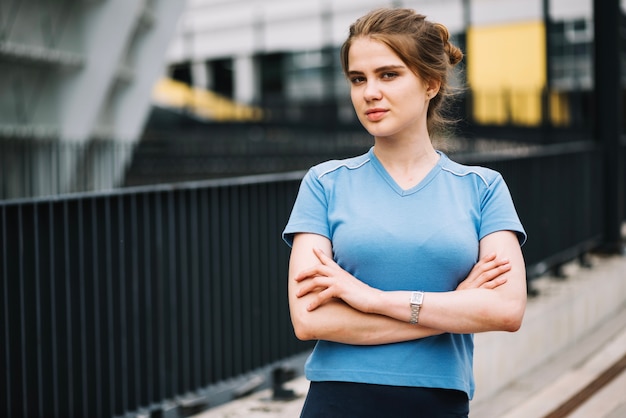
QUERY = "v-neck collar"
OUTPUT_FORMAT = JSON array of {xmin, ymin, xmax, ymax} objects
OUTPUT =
[{"xmin": 368, "ymin": 147, "xmax": 445, "ymax": 196}]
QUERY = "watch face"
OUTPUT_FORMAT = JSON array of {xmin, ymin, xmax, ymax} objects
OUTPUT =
[{"xmin": 410, "ymin": 291, "xmax": 423, "ymax": 305}]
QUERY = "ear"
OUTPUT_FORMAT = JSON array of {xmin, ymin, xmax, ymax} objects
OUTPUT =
[{"xmin": 426, "ymin": 80, "xmax": 441, "ymax": 99}]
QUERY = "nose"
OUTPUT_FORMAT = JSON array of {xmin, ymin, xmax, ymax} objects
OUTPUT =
[{"xmin": 363, "ymin": 80, "xmax": 382, "ymax": 101}]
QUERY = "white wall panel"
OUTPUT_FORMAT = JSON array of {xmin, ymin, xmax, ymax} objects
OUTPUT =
[
  {"xmin": 470, "ymin": 0, "xmax": 543, "ymax": 26},
  {"xmin": 264, "ymin": 17, "xmax": 326, "ymax": 51},
  {"xmin": 550, "ymin": 0, "xmax": 592, "ymax": 21},
  {"xmin": 168, "ymin": 0, "xmax": 474, "ymax": 62},
  {"xmin": 407, "ymin": 0, "xmax": 465, "ymax": 32},
  {"xmin": 192, "ymin": 26, "xmax": 258, "ymax": 57}
]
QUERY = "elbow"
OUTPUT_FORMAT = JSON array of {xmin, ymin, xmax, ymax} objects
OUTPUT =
[
  {"xmin": 502, "ymin": 315, "xmax": 523, "ymax": 332},
  {"xmin": 293, "ymin": 323, "xmax": 316, "ymax": 341},
  {"xmin": 290, "ymin": 311, "xmax": 317, "ymax": 341},
  {"xmin": 500, "ymin": 300, "xmax": 526, "ymax": 332}
]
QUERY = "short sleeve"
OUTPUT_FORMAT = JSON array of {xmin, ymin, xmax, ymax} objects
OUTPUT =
[
  {"xmin": 480, "ymin": 174, "xmax": 527, "ymax": 246},
  {"xmin": 282, "ymin": 169, "xmax": 331, "ymax": 247}
]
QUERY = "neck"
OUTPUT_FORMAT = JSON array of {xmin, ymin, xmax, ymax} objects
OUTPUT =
[
  {"xmin": 373, "ymin": 137, "xmax": 438, "ymax": 171},
  {"xmin": 372, "ymin": 138, "xmax": 440, "ymax": 190}
]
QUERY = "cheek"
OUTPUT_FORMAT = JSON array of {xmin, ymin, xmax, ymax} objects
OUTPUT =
[
  {"xmin": 350, "ymin": 88, "xmax": 360, "ymax": 105},
  {"xmin": 350, "ymin": 91, "xmax": 364, "ymax": 115}
]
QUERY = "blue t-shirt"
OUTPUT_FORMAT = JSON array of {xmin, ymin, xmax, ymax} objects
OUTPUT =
[{"xmin": 282, "ymin": 147, "xmax": 526, "ymax": 399}]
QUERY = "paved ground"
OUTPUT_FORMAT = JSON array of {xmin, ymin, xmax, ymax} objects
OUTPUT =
[{"xmin": 191, "ymin": 253, "xmax": 626, "ymax": 418}]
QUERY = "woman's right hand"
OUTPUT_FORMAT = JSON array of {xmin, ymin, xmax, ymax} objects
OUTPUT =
[{"xmin": 456, "ymin": 253, "xmax": 511, "ymax": 291}]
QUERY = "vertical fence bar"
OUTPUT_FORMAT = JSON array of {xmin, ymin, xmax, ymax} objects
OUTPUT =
[
  {"xmin": 229, "ymin": 186, "xmax": 242, "ymax": 377},
  {"xmin": 140, "ymin": 192, "xmax": 154, "ymax": 408},
  {"xmin": 116, "ymin": 195, "xmax": 129, "ymax": 416},
  {"xmin": 248, "ymin": 184, "xmax": 263, "ymax": 368},
  {"xmin": 177, "ymin": 190, "xmax": 190, "ymax": 395},
  {"xmin": 17, "ymin": 205, "xmax": 27, "ymax": 418},
  {"xmin": 62, "ymin": 200, "xmax": 75, "ymax": 417},
  {"xmin": 210, "ymin": 187, "xmax": 224, "ymax": 382},
  {"xmin": 47, "ymin": 202, "xmax": 59, "ymax": 417},
  {"xmin": 0, "ymin": 206, "xmax": 8, "ymax": 416},
  {"xmin": 128, "ymin": 193, "xmax": 141, "ymax": 412},
  {"xmin": 33, "ymin": 204, "xmax": 43, "ymax": 417},
  {"xmin": 90, "ymin": 197, "xmax": 103, "ymax": 417},
  {"xmin": 154, "ymin": 191, "xmax": 166, "ymax": 404},
  {"xmin": 594, "ymin": 0, "xmax": 625, "ymax": 252},
  {"xmin": 240, "ymin": 185, "xmax": 253, "ymax": 373},
  {"xmin": 103, "ymin": 196, "xmax": 114, "ymax": 417},
  {"xmin": 188, "ymin": 188, "xmax": 202, "ymax": 392},
  {"xmin": 199, "ymin": 189, "xmax": 214, "ymax": 385},
  {"xmin": 76, "ymin": 198, "xmax": 88, "ymax": 417},
  {"xmin": 166, "ymin": 190, "xmax": 178, "ymax": 399}
]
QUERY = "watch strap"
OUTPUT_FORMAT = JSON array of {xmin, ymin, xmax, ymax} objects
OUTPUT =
[{"xmin": 409, "ymin": 291, "xmax": 424, "ymax": 325}]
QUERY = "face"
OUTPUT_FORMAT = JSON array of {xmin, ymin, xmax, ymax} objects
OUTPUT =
[{"xmin": 347, "ymin": 37, "xmax": 436, "ymax": 141}]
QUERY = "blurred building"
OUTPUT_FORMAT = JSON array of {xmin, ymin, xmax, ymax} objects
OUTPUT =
[
  {"xmin": 0, "ymin": 0, "xmax": 186, "ymax": 199},
  {"xmin": 163, "ymin": 0, "xmax": 613, "ymax": 129},
  {"xmin": 3, "ymin": 0, "xmax": 624, "ymax": 199}
]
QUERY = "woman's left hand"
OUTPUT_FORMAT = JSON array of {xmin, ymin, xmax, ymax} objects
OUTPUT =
[{"xmin": 294, "ymin": 248, "xmax": 379, "ymax": 313}]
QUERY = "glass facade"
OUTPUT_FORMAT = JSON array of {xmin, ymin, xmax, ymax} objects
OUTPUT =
[{"xmin": 549, "ymin": 18, "xmax": 594, "ymax": 91}]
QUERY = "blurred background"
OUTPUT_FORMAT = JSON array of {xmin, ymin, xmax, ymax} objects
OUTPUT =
[
  {"xmin": 0, "ymin": 0, "xmax": 611, "ymax": 199},
  {"xmin": 1, "ymin": 1, "xmax": 625, "ymax": 418}
]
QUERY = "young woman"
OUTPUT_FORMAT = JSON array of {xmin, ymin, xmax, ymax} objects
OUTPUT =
[{"xmin": 283, "ymin": 8, "xmax": 527, "ymax": 417}]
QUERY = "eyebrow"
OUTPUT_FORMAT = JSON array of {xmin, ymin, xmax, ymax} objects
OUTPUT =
[{"xmin": 348, "ymin": 65, "xmax": 406, "ymax": 76}]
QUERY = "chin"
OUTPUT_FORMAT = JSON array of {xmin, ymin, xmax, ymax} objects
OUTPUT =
[
  {"xmin": 358, "ymin": 121, "xmax": 388, "ymax": 137},
  {"xmin": 363, "ymin": 127, "xmax": 398, "ymax": 139}
]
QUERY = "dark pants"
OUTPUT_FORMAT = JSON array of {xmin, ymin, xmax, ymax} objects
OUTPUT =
[{"xmin": 300, "ymin": 381, "xmax": 469, "ymax": 418}]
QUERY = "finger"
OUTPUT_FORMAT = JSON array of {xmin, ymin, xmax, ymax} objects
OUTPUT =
[
  {"xmin": 295, "ymin": 275, "xmax": 333, "ymax": 297},
  {"xmin": 491, "ymin": 257, "xmax": 510, "ymax": 268},
  {"xmin": 476, "ymin": 257, "xmax": 509, "ymax": 275},
  {"xmin": 294, "ymin": 268, "xmax": 320, "ymax": 282},
  {"xmin": 466, "ymin": 255, "xmax": 500, "ymax": 281},
  {"xmin": 295, "ymin": 265, "xmax": 333, "ymax": 282},
  {"xmin": 479, "ymin": 252, "xmax": 497, "ymax": 263},
  {"xmin": 481, "ymin": 261, "xmax": 511, "ymax": 278},
  {"xmin": 307, "ymin": 288, "xmax": 335, "ymax": 311},
  {"xmin": 477, "ymin": 263, "xmax": 511, "ymax": 284},
  {"xmin": 480, "ymin": 276, "xmax": 508, "ymax": 289},
  {"xmin": 296, "ymin": 278, "xmax": 320, "ymax": 297},
  {"xmin": 313, "ymin": 247, "xmax": 336, "ymax": 266}
]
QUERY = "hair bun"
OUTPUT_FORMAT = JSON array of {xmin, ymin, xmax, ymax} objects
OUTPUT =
[
  {"xmin": 445, "ymin": 42, "xmax": 463, "ymax": 66},
  {"xmin": 434, "ymin": 23, "xmax": 463, "ymax": 66}
]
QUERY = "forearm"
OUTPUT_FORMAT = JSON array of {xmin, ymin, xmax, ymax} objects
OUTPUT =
[
  {"xmin": 290, "ymin": 296, "xmax": 442, "ymax": 345},
  {"xmin": 370, "ymin": 286, "xmax": 526, "ymax": 334},
  {"xmin": 419, "ymin": 288, "xmax": 525, "ymax": 333}
]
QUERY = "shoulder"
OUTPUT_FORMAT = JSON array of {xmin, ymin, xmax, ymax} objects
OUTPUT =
[
  {"xmin": 439, "ymin": 153, "xmax": 502, "ymax": 188},
  {"xmin": 308, "ymin": 151, "xmax": 371, "ymax": 180}
]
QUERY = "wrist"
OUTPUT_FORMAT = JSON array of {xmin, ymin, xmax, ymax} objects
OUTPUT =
[{"xmin": 367, "ymin": 288, "xmax": 387, "ymax": 314}]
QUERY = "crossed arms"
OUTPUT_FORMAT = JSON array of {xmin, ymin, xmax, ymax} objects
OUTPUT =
[{"xmin": 288, "ymin": 230, "xmax": 526, "ymax": 345}]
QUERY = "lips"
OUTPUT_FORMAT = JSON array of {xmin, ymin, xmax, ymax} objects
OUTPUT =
[{"xmin": 365, "ymin": 108, "xmax": 388, "ymax": 122}]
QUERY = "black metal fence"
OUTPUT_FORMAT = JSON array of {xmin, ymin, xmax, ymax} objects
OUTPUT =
[
  {"xmin": 1, "ymin": 141, "xmax": 623, "ymax": 418},
  {"xmin": 0, "ymin": 173, "xmax": 312, "ymax": 418},
  {"xmin": 457, "ymin": 142, "xmax": 605, "ymax": 274}
]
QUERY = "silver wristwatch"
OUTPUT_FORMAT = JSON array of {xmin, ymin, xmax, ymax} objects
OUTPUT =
[{"xmin": 409, "ymin": 291, "xmax": 424, "ymax": 325}]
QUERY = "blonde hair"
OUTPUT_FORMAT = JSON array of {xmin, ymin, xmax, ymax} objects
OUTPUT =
[{"xmin": 341, "ymin": 8, "xmax": 464, "ymax": 137}]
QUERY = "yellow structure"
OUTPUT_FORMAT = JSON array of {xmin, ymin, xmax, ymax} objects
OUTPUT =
[
  {"xmin": 467, "ymin": 20, "xmax": 547, "ymax": 126},
  {"xmin": 152, "ymin": 78, "xmax": 263, "ymax": 122}
]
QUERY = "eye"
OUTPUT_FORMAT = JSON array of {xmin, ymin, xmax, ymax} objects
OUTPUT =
[
  {"xmin": 381, "ymin": 72, "xmax": 398, "ymax": 80},
  {"xmin": 350, "ymin": 76, "xmax": 365, "ymax": 85}
]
